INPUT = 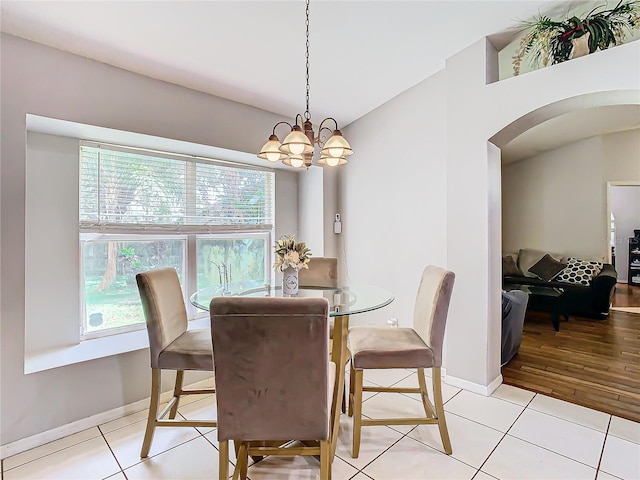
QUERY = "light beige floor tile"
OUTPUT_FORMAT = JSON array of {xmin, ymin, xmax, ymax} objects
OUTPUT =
[
  {"xmin": 350, "ymin": 474, "xmax": 374, "ymax": 480},
  {"xmin": 362, "ymin": 436, "xmax": 476, "ymax": 480},
  {"xmin": 345, "ymin": 372, "xmax": 378, "ymax": 403},
  {"xmin": 334, "ymin": 415, "xmax": 404, "ymax": 470},
  {"xmin": 100, "ymin": 409, "xmax": 151, "ymax": 434},
  {"xmin": 3, "ymin": 436, "xmax": 120, "ymax": 480},
  {"xmin": 444, "ymin": 390, "xmax": 524, "ymax": 432},
  {"xmin": 600, "ymin": 434, "xmax": 640, "ymax": 480},
  {"xmin": 246, "ymin": 445, "xmax": 358, "ymax": 480},
  {"xmin": 177, "ymin": 394, "xmax": 218, "ymax": 434},
  {"xmin": 608, "ymin": 415, "xmax": 640, "ymax": 444},
  {"xmin": 103, "ymin": 416, "xmax": 201, "ymax": 469},
  {"xmin": 123, "ymin": 436, "xmax": 224, "ymax": 479},
  {"xmin": 596, "ymin": 471, "xmax": 623, "ymax": 480},
  {"xmin": 361, "ymin": 390, "xmax": 431, "ymax": 434},
  {"xmin": 482, "ymin": 435, "xmax": 596, "ymax": 480},
  {"xmin": 508, "ymin": 408, "xmax": 605, "ymax": 467},
  {"xmin": 202, "ymin": 429, "xmax": 261, "ymax": 467},
  {"xmin": 105, "ymin": 473, "xmax": 127, "ymax": 480},
  {"xmin": 391, "ymin": 372, "xmax": 461, "ymax": 404},
  {"xmin": 490, "ymin": 384, "xmax": 535, "ymax": 406},
  {"xmin": 408, "ymin": 412, "xmax": 504, "ymax": 468},
  {"xmin": 528, "ymin": 394, "xmax": 610, "ymax": 432},
  {"xmin": 473, "ymin": 472, "xmax": 499, "ymax": 480},
  {"xmin": 3, "ymin": 427, "xmax": 101, "ymax": 471},
  {"xmin": 363, "ymin": 369, "xmax": 413, "ymax": 387}
]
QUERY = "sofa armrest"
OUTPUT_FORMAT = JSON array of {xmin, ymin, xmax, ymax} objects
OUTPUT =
[{"xmin": 590, "ymin": 263, "xmax": 617, "ymax": 314}]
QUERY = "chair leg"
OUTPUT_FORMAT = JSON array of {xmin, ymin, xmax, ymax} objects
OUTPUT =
[
  {"xmin": 320, "ymin": 439, "xmax": 331, "ymax": 480},
  {"xmin": 169, "ymin": 370, "xmax": 184, "ymax": 419},
  {"xmin": 417, "ymin": 368, "xmax": 436, "ymax": 418},
  {"xmin": 140, "ymin": 368, "xmax": 161, "ymax": 458},
  {"xmin": 351, "ymin": 369, "xmax": 363, "ymax": 458},
  {"xmin": 432, "ymin": 367, "xmax": 452, "ymax": 455},
  {"xmin": 348, "ymin": 361, "xmax": 355, "ymax": 417},
  {"xmin": 219, "ymin": 440, "xmax": 229, "ymax": 480}
]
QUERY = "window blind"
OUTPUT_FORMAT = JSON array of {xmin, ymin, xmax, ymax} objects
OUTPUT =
[{"xmin": 80, "ymin": 143, "xmax": 274, "ymax": 233}]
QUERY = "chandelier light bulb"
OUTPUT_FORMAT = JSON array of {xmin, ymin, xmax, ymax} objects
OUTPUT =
[
  {"xmin": 328, "ymin": 147, "xmax": 344, "ymax": 158},
  {"xmin": 290, "ymin": 143, "xmax": 305, "ymax": 155},
  {"xmin": 326, "ymin": 156, "xmax": 340, "ymax": 167},
  {"xmin": 266, "ymin": 151, "xmax": 282, "ymax": 162},
  {"xmin": 290, "ymin": 156, "xmax": 305, "ymax": 168}
]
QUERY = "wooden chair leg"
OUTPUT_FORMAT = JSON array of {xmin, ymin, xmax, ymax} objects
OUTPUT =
[
  {"xmin": 417, "ymin": 368, "xmax": 436, "ymax": 418},
  {"xmin": 169, "ymin": 370, "xmax": 184, "ymax": 419},
  {"xmin": 140, "ymin": 368, "xmax": 161, "ymax": 458},
  {"xmin": 351, "ymin": 369, "xmax": 363, "ymax": 458},
  {"xmin": 320, "ymin": 439, "xmax": 331, "ymax": 480},
  {"xmin": 348, "ymin": 361, "xmax": 355, "ymax": 417},
  {"xmin": 433, "ymin": 367, "xmax": 452, "ymax": 455},
  {"xmin": 219, "ymin": 440, "xmax": 229, "ymax": 480},
  {"xmin": 232, "ymin": 442, "xmax": 248, "ymax": 480}
]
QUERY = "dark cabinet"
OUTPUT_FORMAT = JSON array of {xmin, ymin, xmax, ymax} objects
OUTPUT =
[{"xmin": 630, "ymin": 235, "xmax": 640, "ymax": 286}]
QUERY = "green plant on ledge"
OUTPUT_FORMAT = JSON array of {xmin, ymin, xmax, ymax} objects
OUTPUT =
[{"xmin": 513, "ymin": 0, "xmax": 640, "ymax": 75}]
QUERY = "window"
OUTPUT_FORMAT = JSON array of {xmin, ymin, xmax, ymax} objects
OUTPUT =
[{"xmin": 79, "ymin": 142, "xmax": 274, "ymax": 339}]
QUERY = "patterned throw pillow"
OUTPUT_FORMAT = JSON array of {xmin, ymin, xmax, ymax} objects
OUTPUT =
[{"xmin": 555, "ymin": 257, "xmax": 603, "ymax": 286}]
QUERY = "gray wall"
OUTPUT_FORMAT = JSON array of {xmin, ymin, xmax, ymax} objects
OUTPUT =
[
  {"xmin": 502, "ymin": 129, "xmax": 640, "ymax": 260},
  {"xmin": 0, "ymin": 33, "xmax": 298, "ymax": 445}
]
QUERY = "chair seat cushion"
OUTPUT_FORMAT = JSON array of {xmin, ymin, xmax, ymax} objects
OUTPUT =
[
  {"xmin": 348, "ymin": 326, "xmax": 434, "ymax": 369},
  {"xmin": 158, "ymin": 328, "xmax": 214, "ymax": 370}
]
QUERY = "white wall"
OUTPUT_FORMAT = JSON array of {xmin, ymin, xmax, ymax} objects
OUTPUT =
[
  {"xmin": 0, "ymin": 34, "xmax": 299, "ymax": 446},
  {"xmin": 341, "ymin": 69, "xmax": 448, "ymax": 328},
  {"xmin": 502, "ymin": 129, "xmax": 640, "ymax": 260},
  {"xmin": 340, "ymin": 36, "xmax": 639, "ymax": 394},
  {"xmin": 611, "ymin": 185, "xmax": 640, "ymax": 282}
]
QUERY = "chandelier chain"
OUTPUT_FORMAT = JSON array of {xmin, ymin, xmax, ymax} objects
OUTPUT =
[{"xmin": 304, "ymin": 0, "xmax": 311, "ymax": 121}]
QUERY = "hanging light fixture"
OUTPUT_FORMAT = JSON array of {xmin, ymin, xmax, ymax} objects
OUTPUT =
[{"xmin": 258, "ymin": 0, "xmax": 353, "ymax": 168}]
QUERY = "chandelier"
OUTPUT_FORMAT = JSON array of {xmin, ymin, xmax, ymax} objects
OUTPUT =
[{"xmin": 258, "ymin": 0, "xmax": 353, "ymax": 168}]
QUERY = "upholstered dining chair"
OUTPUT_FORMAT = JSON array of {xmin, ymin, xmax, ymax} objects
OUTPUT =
[
  {"xmin": 136, "ymin": 267, "xmax": 216, "ymax": 458},
  {"xmin": 298, "ymin": 257, "xmax": 338, "ymax": 288},
  {"xmin": 210, "ymin": 296, "xmax": 334, "ymax": 480},
  {"xmin": 347, "ymin": 264, "xmax": 455, "ymax": 457}
]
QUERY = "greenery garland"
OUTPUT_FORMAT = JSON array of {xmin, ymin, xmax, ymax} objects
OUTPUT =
[{"xmin": 513, "ymin": 0, "xmax": 640, "ymax": 75}]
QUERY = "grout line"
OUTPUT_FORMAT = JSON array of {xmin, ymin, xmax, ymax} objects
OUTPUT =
[
  {"xmin": 98, "ymin": 425, "xmax": 127, "ymax": 479},
  {"xmin": 594, "ymin": 415, "xmax": 612, "ymax": 478}
]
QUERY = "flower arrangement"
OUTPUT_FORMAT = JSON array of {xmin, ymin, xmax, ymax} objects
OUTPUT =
[
  {"xmin": 513, "ymin": 0, "xmax": 640, "ymax": 75},
  {"xmin": 274, "ymin": 234, "xmax": 311, "ymax": 272}
]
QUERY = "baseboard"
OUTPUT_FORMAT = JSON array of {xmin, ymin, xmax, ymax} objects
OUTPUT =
[
  {"xmin": 0, "ymin": 378, "xmax": 212, "ymax": 460},
  {"xmin": 445, "ymin": 373, "xmax": 503, "ymax": 396}
]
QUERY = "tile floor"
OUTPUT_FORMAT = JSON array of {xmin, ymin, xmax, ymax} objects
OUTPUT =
[{"xmin": 2, "ymin": 369, "xmax": 639, "ymax": 480}]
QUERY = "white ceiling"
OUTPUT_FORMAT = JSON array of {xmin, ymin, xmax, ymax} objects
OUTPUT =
[{"xmin": 1, "ymin": 0, "xmax": 637, "ymax": 162}]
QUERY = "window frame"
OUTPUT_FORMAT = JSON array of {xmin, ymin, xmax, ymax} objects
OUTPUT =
[{"xmin": 78, "ymin": 142, "xmax": 275, "ymax": 340}]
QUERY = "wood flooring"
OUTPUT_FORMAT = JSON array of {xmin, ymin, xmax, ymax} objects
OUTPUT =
[{"xmin": 502, "ymin": 283, "xmax": 640, "ymax": 423}]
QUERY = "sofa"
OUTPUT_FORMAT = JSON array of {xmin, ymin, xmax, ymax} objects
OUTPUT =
[{"xmin": 503, "ymin": 248, "xmax": 618, "ymax": 320}]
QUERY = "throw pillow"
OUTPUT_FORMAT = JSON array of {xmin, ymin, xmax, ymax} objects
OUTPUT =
[
  {"xmin": 555, "ymin": 257, "xmax": 603, "ymax": 286},
  {"xmin": 518, "ymin": 248, "xmax": 563, "ymax": 278},
  {"xmin": 528, "ymin": 254, "xmax": 566, "ymax": 282},
  {"xmin": 503, "ymin": 255, "xmax": 522, "ymax": 276}
]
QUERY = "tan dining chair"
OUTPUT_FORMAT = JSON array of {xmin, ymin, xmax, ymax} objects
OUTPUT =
[
  {"xmin": 299, "ymin": 257, "xmax": 338, "ymax": 288},
  {"xmin": 347, "ymin": 264, "xmax": 455, "ymax": 457},
  {"xmin": 136, "ymin": 267, "xmax": 216, "ymax": 458},
  {"xmin": 210, "ymin": 296, "xmax": 334, "ymax": 480}
]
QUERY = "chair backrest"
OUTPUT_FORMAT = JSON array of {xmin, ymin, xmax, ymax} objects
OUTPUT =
[
  {"xmin": 136, "ymin": 267, "xmax": 188, "ymax": 368},
  {"xmin": 412, "ymin": 265, "xmax": 456, "ymax": 367},
  {"xmin": 211, "ymin": 297, "xmax": 330, "ymax": 442},
  {"xmin": 298, "ymin": 257, "xmax": 338, "ymax": 288}
]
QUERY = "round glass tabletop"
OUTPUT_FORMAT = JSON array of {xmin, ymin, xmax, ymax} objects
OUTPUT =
[{"xmin": 189, "ymin": 283, "xmax": 394, "ymax": 317}]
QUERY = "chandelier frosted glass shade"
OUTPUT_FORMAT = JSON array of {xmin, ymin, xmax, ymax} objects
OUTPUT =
[
  {"xmin": 317, "ymin": 154, "xmax": 347, "ymax": 166},
  {"xmin": 257, "ymin": 135, "xmax": 288, "ymax": 162},
  {"xmin": 279, "ymin": 127, "xmax": 314, "ymax": 155},
  {"xmin": 282, "ymin": 154, "xmax": 307, "ymax": 168},
  {"xmin": 320, "ymin": 131, "xmax": 353, "ymax": 159}
]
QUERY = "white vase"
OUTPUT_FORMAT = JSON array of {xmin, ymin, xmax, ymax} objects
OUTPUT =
[{"xmin": 283, "ymin": 267, "xmax": 299, "ymax": 296}]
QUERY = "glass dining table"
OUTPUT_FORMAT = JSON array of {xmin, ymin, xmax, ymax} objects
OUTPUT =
[{"xmin": 189, "ymin": 282, "xmax": 394, "ymax": 460}]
